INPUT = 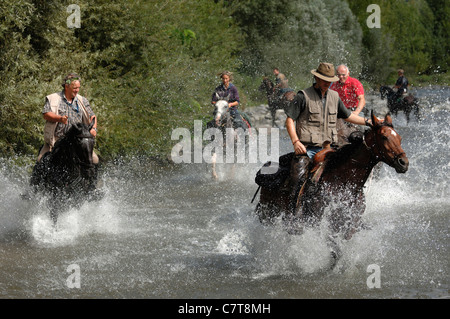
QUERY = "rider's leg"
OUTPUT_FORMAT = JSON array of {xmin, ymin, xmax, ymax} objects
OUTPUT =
[
  {"xmin": 230, "ymin": 107, "xmax": 246, "ymax": 129},
  {"xmin": 287, "ymin": 154, "xmax": 312, "ymax": 212},
  {"xmin": 37, "ymin": 143, "xmax": 51, "ymax": 162}
]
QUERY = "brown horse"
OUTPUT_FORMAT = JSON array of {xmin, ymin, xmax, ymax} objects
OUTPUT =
[
  {"xmin": 259, "ymin": 77, "xmax": 296, "ymax": 126},
  {"xmin": 255, "ymin": 112, "xmax": 408, "ymax": 262}
]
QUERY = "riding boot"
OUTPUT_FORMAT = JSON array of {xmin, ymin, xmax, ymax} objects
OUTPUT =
[{"xmin": 287, "ymin": 155, "xmax": 311, "ymax": 214}]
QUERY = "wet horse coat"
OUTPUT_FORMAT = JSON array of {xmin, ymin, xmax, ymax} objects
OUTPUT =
[
  {"xmin": 255, "ymin": 112, "xmax": 409, "ymax": 241},
  {"xmin": 30, "ymin": 119, "xmax": 99, "ymax": 223}
]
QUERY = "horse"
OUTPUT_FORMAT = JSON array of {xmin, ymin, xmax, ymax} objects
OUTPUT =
[
  {"xmin": 259, "ymin": 77, "xmax": 296, "ymax": 126},
  {"xmin": 29, "ymin": 119, "xmax": 100, "ymax": 224},
  {"xmin": 254, "ymin": 111, "xmax": 408, "ymax": 266},
  {"xmin": 206, "ymin": 100, "xmax": 252, "ymax": 179},
  {"xmin": 379, "ymin": 85, "xmax": 420, "ymax": 123}
]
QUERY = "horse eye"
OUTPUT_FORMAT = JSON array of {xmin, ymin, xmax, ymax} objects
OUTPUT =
[{"xmin": 382, "ymin": 135, "xmax": 388, "ymax": 140}]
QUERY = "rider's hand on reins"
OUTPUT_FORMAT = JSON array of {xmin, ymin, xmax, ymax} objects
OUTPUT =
[
  {"xmin": 293, "ymin": 139, "xmax": 307, "ymax": 155},
  {"xmin": 60, "ymin": 115, "xmax": 68, "ymax": 125}
]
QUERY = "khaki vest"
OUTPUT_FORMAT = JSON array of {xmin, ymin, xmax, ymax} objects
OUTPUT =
[
  {"xmin": 296, "ymin": 86, "xmax": 339, "ymax": 147},
  {"xmin": 43, "ymin": 93, "xmax": 89, "ymax": 147}
]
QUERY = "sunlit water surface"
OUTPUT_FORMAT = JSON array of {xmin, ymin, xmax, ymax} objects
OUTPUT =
[{"xmin": 0, "ymin": 88, "xmax": 448, "ymax": 299}]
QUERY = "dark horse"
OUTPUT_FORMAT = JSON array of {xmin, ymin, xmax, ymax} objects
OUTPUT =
[
  {"xmin": 29, "ymin": 119, "xmax": 100, "ymax": 224},
  {"xmin": 255, "ymin": 112, "xmax": 408, "ymax": 265},
  {"xmin": 206, "ymin": 100, "xmax": 252, "ymax": 179},
  {"xmin": 259, "ymin": 77, "xmax": 296, "ymax": 126},
  {"xmin": 379, "ymin": 85, "xmax": 420, "ymax": 123}
]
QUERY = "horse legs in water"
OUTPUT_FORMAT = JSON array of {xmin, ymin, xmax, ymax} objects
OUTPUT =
[
  {"xmin": 271, "ymin": 106, "xmax": 276, "ymax": 127},
  {"xmin": 211, "ymin": 152, "xmax": 218, "ymax": 179},
  {"xmin": 48, "ymin": 195, "xmax": 61, "ymax": 225},
  {"xmin": 50, "ymin": 208, "xmax": 58, "ymax": 225},
  {"xmin": 327, "ymin": 235, "xmax": 343, "ymax": 270}
]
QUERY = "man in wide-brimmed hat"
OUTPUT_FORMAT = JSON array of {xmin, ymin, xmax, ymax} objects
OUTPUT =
[
  {"xmin": 283, "ymin": 62, "xmax": 373, "ymax": 211},
  {"xmin": 284, "ymin": 62, "xmax": 371, "ymax": 159}
]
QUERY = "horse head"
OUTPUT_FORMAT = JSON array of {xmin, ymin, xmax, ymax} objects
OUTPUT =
[
  {"xmin": 213, "ymin": 100, "xmax": 229, "ymax": 126},
  {"xmin": 365, "ymin": 111, "xmax": 409, "ymax": 173},
  {"xmin": 63, "ymin": 118, "xmax": 96, "ymax": 174},
  {"xmin": 379, "ymin": 85, "xmax": 394, "ymax": 100},
  {"xmin": 259, "ymin": 77, "xmax": 274, "ymax": 95}
]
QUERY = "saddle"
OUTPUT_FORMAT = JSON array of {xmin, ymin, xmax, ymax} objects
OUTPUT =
[
  {"xmin": 310, "ymin": 142, "xmax": 335, "ymax": 184},
  {"xmin": 255, "ymin": 152, "xmax": 294, "ymax": 190}
]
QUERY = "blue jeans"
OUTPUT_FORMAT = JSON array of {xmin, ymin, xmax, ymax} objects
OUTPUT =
[
  {"xmin": 230, "ymin": 107, "xmax": 246, "ymax": 130},
  {"xmin": 306, "ymin": 146, "xmax": 323, "ymax": 159}
]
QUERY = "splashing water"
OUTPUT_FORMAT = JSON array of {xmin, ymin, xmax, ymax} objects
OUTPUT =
[{"xmin": 0, "ymin": 88, "xmax": 448, "ymax": 298}]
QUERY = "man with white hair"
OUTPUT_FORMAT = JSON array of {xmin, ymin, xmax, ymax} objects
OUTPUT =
[
  {"xmin": 37, "ymin": 73, "xmax": 98, "ymax": 163},
  {"xmin": 330, "ymin": 64, "xmax": 366, "ymax": 145},
  {"xmin": 330, "ymin": 64, "xmax": 365, "ymax": 115}
]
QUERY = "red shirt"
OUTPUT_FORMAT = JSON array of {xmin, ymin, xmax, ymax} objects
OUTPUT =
[{"xmin": 330, "ymin": 76, "xmax": 364, "ymax": 110}]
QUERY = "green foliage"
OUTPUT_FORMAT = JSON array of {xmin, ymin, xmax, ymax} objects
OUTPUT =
[
  {"xmin": 424, "ymin": 0, "xmax": 450, "ymax": 72},
  {"xmin": 0, "ymin": 0, "xmax": 244, "ymax": 160},
  {"xmin": 346, "ymin": 0, "xmax": 444, "ymax": 84},
  {"xmin": 230, "ymin": 0, "xmax": 363, "ymax": 91},
  {"xmin": 0, "ymin": 0, "xmax": 447, "ymax": 161}
]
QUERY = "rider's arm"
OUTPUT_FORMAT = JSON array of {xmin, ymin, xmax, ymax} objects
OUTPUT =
[
  {"xmin": 339, "ymin": 99, "xmax": 366, "ymax": 125},
  {"xmin": 284, "ymin": 92, "xmax": 307, "ymax": 155},
  {"xmin": 352, "ymin": 94, "xmax": 365, "ymax": 116},
  {"xmin": 286, "ymin": 117, "xmax": 307, "ymax": 155},
  {"xmin": 228, "ymin": 85, "xmax": 240, "ymax": 108},
  {"xmin": 90, "ymin": 115, "xmax": 97, "ymax": 137},
  {"xmin": 43, "ymin": 111, "xmax": 68, "ymax": 124},
  {"xmin": 345, "ymin": 113, "xmax": 366, "ymax": 126}
]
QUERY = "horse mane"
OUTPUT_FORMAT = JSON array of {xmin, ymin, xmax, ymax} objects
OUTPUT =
[
  {"xmin": 324, "ymin": 134, "xmax": 364, "ymax": 168},
  {"xmin": 324, "ymin": 120, "xmax": 393, "ymax": 168},
  {"xmin": 51, "ymin": 122, "xmax": 92, "ymax": 160}
]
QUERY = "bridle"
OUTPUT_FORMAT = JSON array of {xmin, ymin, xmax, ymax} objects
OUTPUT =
[
  {"xmin": 69, "ymin": 131, "xmax": 95, "ymax": 169},
  {"xmin": 362, "ymin": 126, "xmax": 405, "ymax": 166}
]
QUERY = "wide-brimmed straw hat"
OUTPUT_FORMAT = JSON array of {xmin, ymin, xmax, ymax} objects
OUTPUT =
[{"xmin": 311, "ymin": 62, "xmax": 339, "ymax": 82}]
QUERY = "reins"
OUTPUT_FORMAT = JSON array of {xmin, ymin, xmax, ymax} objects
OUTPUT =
[{"xmin": 361, "ymin": 127, "xmax": 405, "ymax": 166}]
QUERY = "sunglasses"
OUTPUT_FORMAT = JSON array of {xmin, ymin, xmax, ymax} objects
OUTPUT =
[{"xmin": 65, "ymin": 77, "xmax": 80, "ymax": 85}]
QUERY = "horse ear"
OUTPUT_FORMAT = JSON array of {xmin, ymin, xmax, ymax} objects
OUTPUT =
[
  {"xmin": 384, "ymin": 113, "xmax": 393, "ymax": 127},
  {"xmin": 371, "ymin": 110, "xmax": 381, "ymax": 127}
]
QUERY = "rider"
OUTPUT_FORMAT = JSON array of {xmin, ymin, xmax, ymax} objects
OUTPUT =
[
  {"xmin": 329, "ymin": 64, "xmax": 366, "ymax": 145},
  {"xmin": 211, "ymin": 71, "xmax": 246, "ymax": 130},
  {"xmin": 273, "ymin": 68, "xmax": 291, "ymax": 98},
  {"xmin": 394, "ymin": 69, "xmax": 409, "ymax": 101},
  {"xmin": 283, "ymin": 62, "xmax": 373, "ymax": 210},
  {"xmin": 37, "ymin": 73, "xmax": 98, "ymax": 163}
]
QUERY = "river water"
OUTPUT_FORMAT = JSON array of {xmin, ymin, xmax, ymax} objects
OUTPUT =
[{"xmin": 0, "ymin": 87, "xmax": 448, "ymax": 300}]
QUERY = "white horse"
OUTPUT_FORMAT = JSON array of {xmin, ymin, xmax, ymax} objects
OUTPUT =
[{"xmin": 207, "ymin": 100, "xmax": 250, "ymax": 179}]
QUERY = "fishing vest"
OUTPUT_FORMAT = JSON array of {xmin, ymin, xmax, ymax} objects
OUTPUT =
[
  {"xmin": 296, "ymin": 86, "xmax": 339, "ymax": 147},
  {"xmin": 43, "ymin": 92, "xmax": 89, "ymax": 147}
]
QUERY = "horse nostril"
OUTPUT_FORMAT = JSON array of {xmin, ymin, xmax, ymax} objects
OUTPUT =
[{"xmin": 397, "ymin": 158, "xmax": 409, "ymax": 170}]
